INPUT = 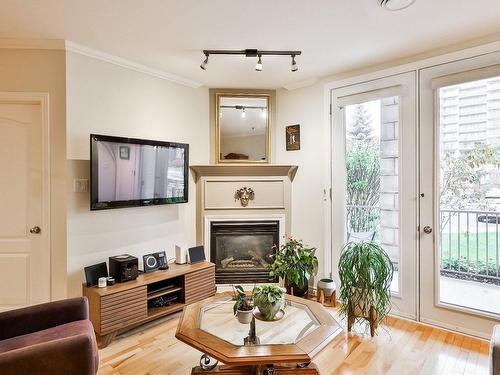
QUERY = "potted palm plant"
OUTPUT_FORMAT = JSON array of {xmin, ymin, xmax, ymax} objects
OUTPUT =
[
  {"xmin": 268, "ymin": 237, "xmax": 318, "ymax": 297},
  {"xmin": 252, "ymin": 284, "xmax": 285, "ymax": 321},
  {"xmin": 338, "ymin": 241, "xmax": 394, "ymax": 337},
  {"xmin": 232, "ymin": 285, "xmax": 254, "ymax": 324}
]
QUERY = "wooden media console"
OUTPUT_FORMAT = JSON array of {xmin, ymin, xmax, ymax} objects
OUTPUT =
[{"xmin": 83, "ymin": 261, "xmax": 215, "ymax": 347}]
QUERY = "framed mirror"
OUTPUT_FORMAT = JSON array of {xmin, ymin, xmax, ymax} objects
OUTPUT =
[{"xmin": 216, "ymin": 93, "xmax": 270, "ymax": 163}]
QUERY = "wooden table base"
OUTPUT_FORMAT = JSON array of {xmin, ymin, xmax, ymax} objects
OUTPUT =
[{"xmin": 191, "ymin": 363, "xmax": 320, "ymax": 374}]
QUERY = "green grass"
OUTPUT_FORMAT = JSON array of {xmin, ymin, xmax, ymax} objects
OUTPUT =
[{"xmin": 440, "ymin": 232, "xmax": 500, "ymax": 263}]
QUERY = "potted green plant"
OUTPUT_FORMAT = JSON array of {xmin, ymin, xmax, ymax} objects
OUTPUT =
[
  {"xmin": 232, "ymin": 285, "xmax": 254, "ymax": 324},
  {"xmin": 268, "ymin": 237, "xmax": 318, "ymax": 297},
  {"xmin": 252, "ymin": 284, "xmax": 285, "ymax": 321},
  {"xmin": 338, "ymin": 241, "xmax": 394, "ymax": 336}
]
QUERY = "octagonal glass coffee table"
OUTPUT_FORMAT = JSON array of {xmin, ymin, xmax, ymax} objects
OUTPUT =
[{"xmin": 176, "ymin": 292, "xmax": 343, "ymax": 374}]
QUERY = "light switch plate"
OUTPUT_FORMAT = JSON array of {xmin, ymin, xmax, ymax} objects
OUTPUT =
[{"xmin": 74, "ymin": 179, "xmax": 89, "ymax": 193}]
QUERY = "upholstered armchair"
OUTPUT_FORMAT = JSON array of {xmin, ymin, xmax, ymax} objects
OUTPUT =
[
  {"xmin": 492, "ymin": 325, "xmax": 500, "ymax": 375},
  {"xmin": 0, "ymin": 297, "xmax": 98, "ymax": 375}
]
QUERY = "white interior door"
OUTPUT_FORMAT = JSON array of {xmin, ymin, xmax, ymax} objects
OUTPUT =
[
  {"xmin": 331, "ymin": 72, "xmax": 418, "ymax": 319},
  {"xmin": 0, "ymin": 99, "xmax": 50, "ymax": 311},
  {"xmin": 420, "ymin": 52, "xmax": 500, "ymax": 338}
]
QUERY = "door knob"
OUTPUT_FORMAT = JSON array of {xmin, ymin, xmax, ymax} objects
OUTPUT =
[
  {"xmin": 423, "ymin": 226, "xmax": 432, "ymax": 234},
  {"xmin": 30, "ymin": 226, "xmax": 41, "ymax": 234}
]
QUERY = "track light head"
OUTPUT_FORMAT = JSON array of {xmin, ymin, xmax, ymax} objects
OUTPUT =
[
  {"xmin": 200, "ymin": 54, "xmax": 209, "ymax": 70},
  {"xmin": 291, "ymin": 55, "xmax": 298, "ymax": 72},
  {"xmin": 255, "ymin": 55, "xmax": 263, "ymax": 71},
  {"xmin": 241, "ymin": 108, "xmax": 246, "ymax": 118}
]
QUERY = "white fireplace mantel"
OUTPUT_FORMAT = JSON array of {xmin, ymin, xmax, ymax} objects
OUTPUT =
[
  {"xmin": 191, "ymin": 164, "xmax": 298, "ymax": 265},
  {"xmin": 190, "ymin": 164, "xmax": 298, "ymax": 182}
]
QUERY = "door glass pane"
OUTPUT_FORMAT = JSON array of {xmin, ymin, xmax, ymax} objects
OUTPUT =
[
  {"xmin": 344, "ymin": 97, "xmax": 400, "ymax": 292},
  {"xmin": 438, "ymin": 75, "xmax": 500, "ymax": 315}
]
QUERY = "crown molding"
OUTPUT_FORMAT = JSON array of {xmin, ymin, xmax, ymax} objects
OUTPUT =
[
  {"xmin": 65, "ymin": 40, "xmax": 203, "ymax": 89},
  {"xmin": 282, "ymin": 77, "xmax": 318, "ymax": 91},
  {"xmin": 0, "ymin": 38, "xmax": 65, "ymax": 50}
]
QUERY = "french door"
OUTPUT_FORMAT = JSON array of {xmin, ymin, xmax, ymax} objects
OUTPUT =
[
  {"xmin": 420, "ymin": 52, "xmax": 500, "ymax": 338},
  {"xmin": 330, "ymin": 72, "xmax": 418, "ymax": 319},
  {"xmin": 331, "ymin": 55, "xmax": 500, "ymax": 337}
]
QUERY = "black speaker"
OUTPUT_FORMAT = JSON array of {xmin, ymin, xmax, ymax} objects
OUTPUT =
[
  {"xmin": 188, "ymin": 246, "xmax": 206, "ymax": 264},
  {"xmin": 84, "ymin": 262, "xmax": 108, "ymax": 287},
  {"xmin": 109, "ymin": 254, "xmax": 139, "ymax": 282},
  {"xmin": 143, "ymin": 251, "xmax": 168, "ymax": 273}
]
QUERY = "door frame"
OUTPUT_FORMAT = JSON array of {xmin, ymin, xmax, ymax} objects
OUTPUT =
[
  {"xmin": 419, "ymin": 51, "xmax": 500, "ymax": 339},
  {"xmin": 322, "ymin": 41, "xmax": 500, "ymax": 337},
  {"xmin": 0, "ymin": 92, "xmax": 51, "ymax": 302},
  {"xmin": 329, "ymin": 72, "xmax": 418, "ymax": 320}
]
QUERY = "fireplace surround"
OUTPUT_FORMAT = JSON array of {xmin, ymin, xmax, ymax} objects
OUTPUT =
[{"xmin": 190, "ymin": 164, "xmax": 297, "ymax": 285}]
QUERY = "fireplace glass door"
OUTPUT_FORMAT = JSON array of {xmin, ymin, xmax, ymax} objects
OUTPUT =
[{"xmin": 210, "ymin": 221, "xmax": 279, "ymax": 284}]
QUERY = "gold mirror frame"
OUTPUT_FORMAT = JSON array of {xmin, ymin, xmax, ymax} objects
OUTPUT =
[{"xmin": 215, "ymin": 93, "xmax": 271, "ymax": 164}]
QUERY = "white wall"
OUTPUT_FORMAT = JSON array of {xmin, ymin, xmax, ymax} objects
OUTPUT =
[
  {"xmin": 66, "ymin": 51, "xmax": 209, "ymax": 297},
  {"xmin": 0, "ymin": 48, "xmax": 68, "ymax": 300},
  {"xmin": 275, "ymin": 85, "xmax": 327, "ymax": 278},
  {"xmin": 220, "ymin": 133, "xmax": 266, "ymax": 160}
]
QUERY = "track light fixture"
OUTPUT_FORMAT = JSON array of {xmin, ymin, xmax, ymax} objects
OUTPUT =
[
  {"xmin": 255, "ymin": 55, "xmax": 263, "ymax": 72},
  {"xmin": 200, "ymin": 54, "xmax": 209, "ymax": 70},
  {"xmin": 199, "ymin": 49, "xmax": 301, "ymax": 71},
  {"xmin": 241, "ymin": 108, "xmax": 246, "ymax": 118}
]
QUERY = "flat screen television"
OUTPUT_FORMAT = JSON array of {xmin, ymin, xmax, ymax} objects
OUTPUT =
[{"xmin": 90, "ymin": 134, "xmax": 189, "ymax": 210}]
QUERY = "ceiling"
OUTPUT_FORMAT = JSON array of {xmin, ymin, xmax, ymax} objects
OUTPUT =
[
  {"xmin": 220, "ymin": 97, "xmax": 268, "ymax": 137},
  {"xmin": 1, "ymin": 0, "xmax": 500, "ymax": 89}
]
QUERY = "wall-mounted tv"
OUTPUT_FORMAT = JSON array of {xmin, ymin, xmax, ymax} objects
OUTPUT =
[{"xmin": 90, "ymin": 134, "xmax": 189, "ymax": 210}]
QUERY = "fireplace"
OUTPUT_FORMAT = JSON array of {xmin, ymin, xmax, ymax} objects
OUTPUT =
[{"xmin": 210, "ymin": 221, "xmax": 279, "ymax": 284}]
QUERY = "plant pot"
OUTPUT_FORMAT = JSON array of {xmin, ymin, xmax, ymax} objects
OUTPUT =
[
  {"xmin": 255, "ymin": 299, "xmax": 284, "ymax": 321},
  {"xmin": 350, "ymin": 287, "xmax": 374, "ymax": 317},
  {"xmin": 317, "ymin": 278, "xmax": 336, "ymax": 297},
  {"xmin": 286, "ymin": 277, "xmax": 309, "ymax": 297},
  {"xmin": 236, "ymin": 309, "xmax": 254, "ymax": 324}
]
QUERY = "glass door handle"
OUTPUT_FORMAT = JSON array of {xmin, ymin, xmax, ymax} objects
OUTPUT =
[{"xmin": 423, "ymin": 226, "xmax": 433, "ymax": 234}]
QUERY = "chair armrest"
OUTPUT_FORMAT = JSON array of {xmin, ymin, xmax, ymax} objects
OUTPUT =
[
  {"xmin": 0, "ymin": 333, "xmax": 98, "ymax": 375},
  {"xmin": 491, "ymin": 325, "xmax": 500, "ymax": 375},
  {"xmin": 0, "ymin": 297, "xmax": 89, "ymax": 340}
]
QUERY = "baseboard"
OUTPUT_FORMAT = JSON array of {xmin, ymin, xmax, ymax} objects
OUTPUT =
[{"xmin": 415, "ymin": 317, "xmax": 490, "ymax": 340}]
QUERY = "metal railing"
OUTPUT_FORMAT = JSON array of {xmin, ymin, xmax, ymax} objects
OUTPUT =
[
  {"xmin": 346, "ymin": 205, "xmax": 380, "ymax": 234},
  {"xmin": 345, "ymin": 204, "xmax": 397, "ymax": 270},
  {"xmin": 440, "ymin": 209, "xmax": 500, "ymax": 283},
  {"xmin": 346, "ymin": 205, "xmax": 500, "ymax": 284}
]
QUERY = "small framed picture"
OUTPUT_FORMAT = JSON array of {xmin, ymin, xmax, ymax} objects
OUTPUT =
[
  {"xmin": 286, "ymin": 124, "xmax": 300, "ymax": 151},
  {"xmin": 119, "ymin": 146, "xmax": 130, "ymax": 160}
]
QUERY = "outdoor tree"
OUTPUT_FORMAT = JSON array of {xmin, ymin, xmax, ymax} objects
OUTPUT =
[
  {"xmin": 347, "ymin": 104, "xmax": 375, "ymax": 143},
  {"xmin": 345, "ymin": 103, "xmax": 380, "ymax": 233},
  {"xmin": 346, "ymin": 143, "xmax": 380, "ymax": 233},
  {"xmin": 440, "ymin": 144, "xmax": 500, "ymax": 231}
]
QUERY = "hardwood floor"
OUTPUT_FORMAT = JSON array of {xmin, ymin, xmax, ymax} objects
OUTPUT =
[{"xmin": 97, "ymin": 307, "xmax": 490, "ymax": 375}]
